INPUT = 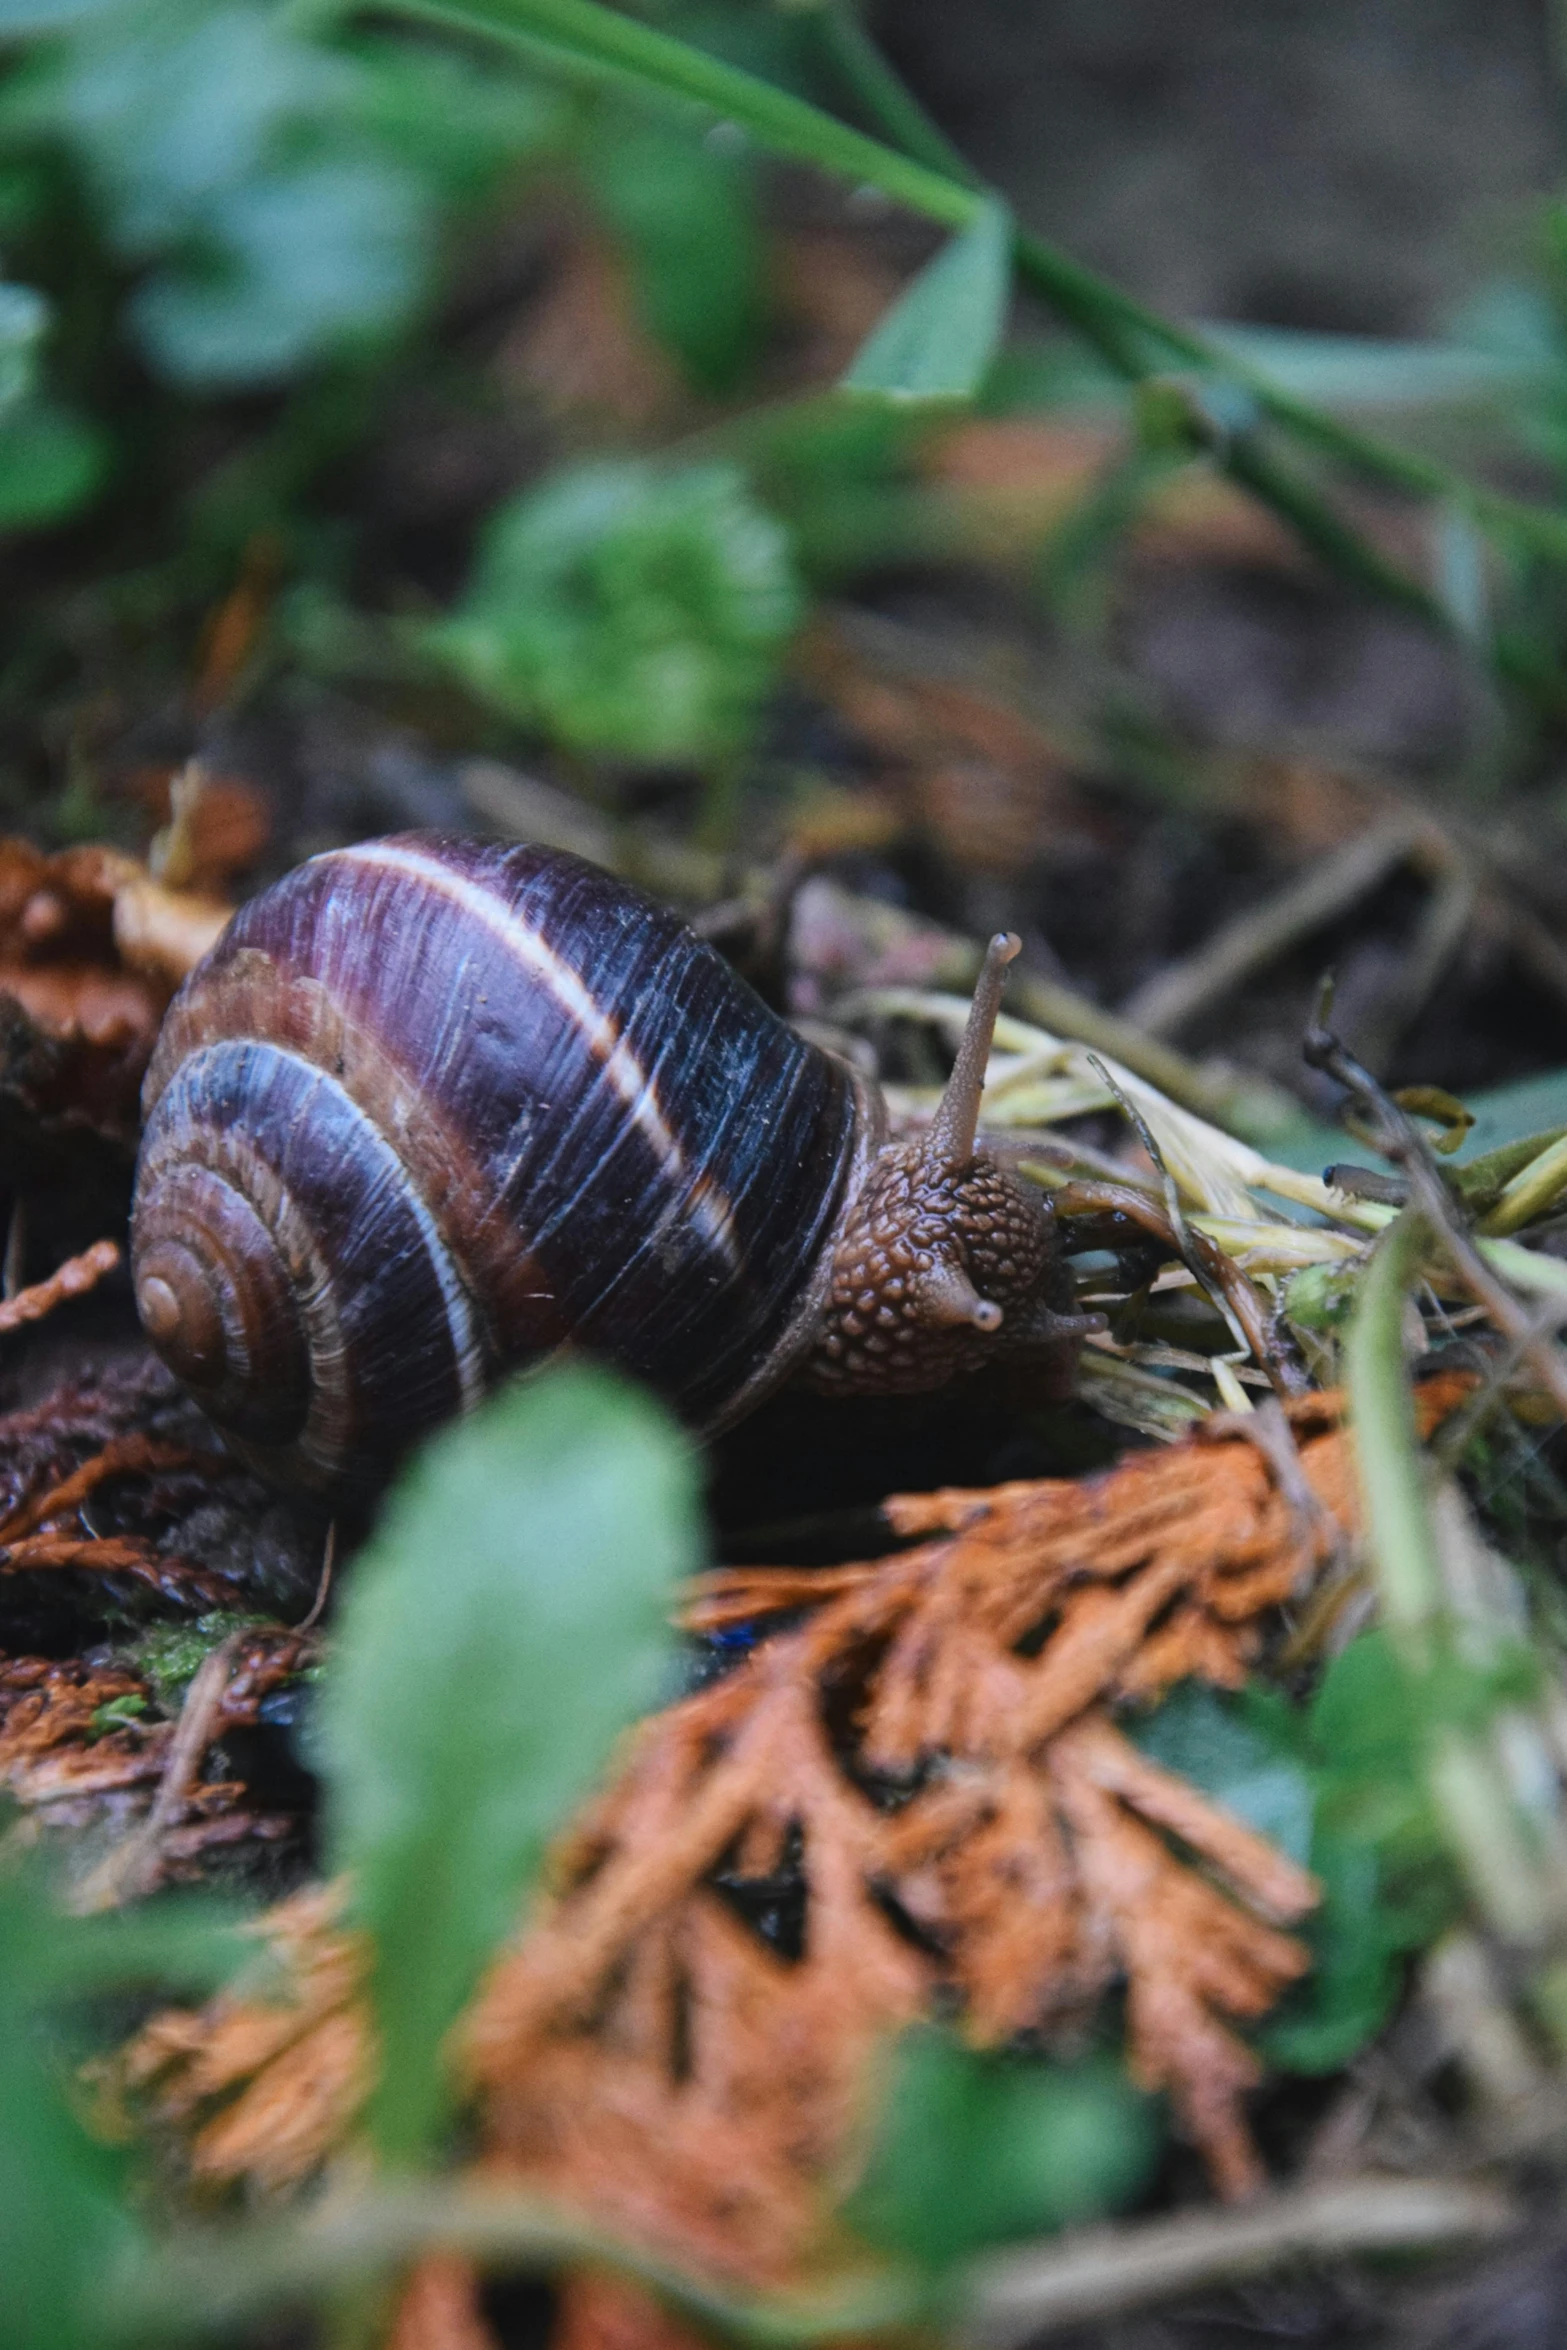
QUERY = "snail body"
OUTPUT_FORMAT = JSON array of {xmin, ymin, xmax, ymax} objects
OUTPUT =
[{"xmin": 132, "ymin": 833, "xmax": 1092, "ymax": 1492}]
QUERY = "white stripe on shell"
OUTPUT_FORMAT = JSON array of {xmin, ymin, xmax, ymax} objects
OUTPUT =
[
  {"xmin": 297, "ymin": 1052, "xmax": 489, "ymax": 1418},
  {"xmin": 333, "ymin": 840, "xmax": 743, "ymax": 1273}
]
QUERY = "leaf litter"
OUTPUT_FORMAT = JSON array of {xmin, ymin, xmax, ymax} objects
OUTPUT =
[{"xmin": 112, "ymin": 1375, "xmax": 1473, "ymax": 2296}]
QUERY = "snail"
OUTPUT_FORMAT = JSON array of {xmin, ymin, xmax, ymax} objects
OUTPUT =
[{"xmin": 130, "ymin": 833, "xmax": 1099, "ymax": 1492}]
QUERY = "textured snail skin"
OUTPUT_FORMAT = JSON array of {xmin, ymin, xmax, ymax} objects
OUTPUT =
[
  {"xmin": 132, "ymin": 833, "xmax": 871, "ymax": 1492},
  {"xmin": 802, "ymin": 1147, "xmax": 1070, "ymax": 1394}
]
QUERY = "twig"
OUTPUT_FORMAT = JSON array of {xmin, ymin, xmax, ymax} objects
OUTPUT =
[
  {"xmin": 1431, "ymin": 1293, "xmax": 1567, "ymax": 1473},
  {"xmin": 1352, "ymin": 861, "xmax": 1478, "ymax": 1077},
  {"xmin": 1004, "ymin": 969, "xmax": 1292, "ymax": 1144},
  {"xmin": 1120, "ymin": 818, "xmax": 1419, "ymax": 1038},
  {"xmin": 0, "ymin": 1239, "xmax": 120, "ymax": 1335},
  {"xmin": 1057, "ymin": 1176, "xmax": 1310, "ymax": 1397},
  {"xmin": 1304, "ymin": 985, "xmax": 1567, "ymax": 1424},
  {"xmin": 3, "ymin": 1198, "xmax": 25, "ymax": 1301},
  {"xmin": 959, "ymin": 2175, "xmax": 1517, "ymax": 2345},
  {"xmin": 73, "ymin": 1632, "xmax": 247, "ymax": 1912},
  {"xmin": 295, "ymin": 1521, "xmax": 338, "ymax": 1635}
]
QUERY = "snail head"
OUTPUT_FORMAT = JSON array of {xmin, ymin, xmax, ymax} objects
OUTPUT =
[{"xmin": 803, "ymin": 934, "xmax": 1103, "ymax": 1396}]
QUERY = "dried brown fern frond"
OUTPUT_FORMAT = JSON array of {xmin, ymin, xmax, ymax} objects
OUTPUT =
[
  {"xmin": 0, "ymin": 1626, "xmax": 315, "ymax": 1861},
  {"xmin": 119, "ymin": 1377, "xmax": 1473, "ymax": 2292}
]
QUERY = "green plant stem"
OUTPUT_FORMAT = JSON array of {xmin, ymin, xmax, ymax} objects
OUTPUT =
[
  {"xmin": 806, "ymin": 0, "xmax": 978, "ymax": 188},
  {"xmin": 373, "ymin": 0, "xmax": 977, "ymax": 223},
  {"xmin": 1342, "ymin": 1209, "xmax": 1567, "ymax": 1950},
  {"xmin": 365, "ymin": 0, "xmax": 1567, "ymax": 602},
  {"xmin": 114, "ymin": 2182, "xmax": 919, "ymax": 2347},
  {"xmin": 1343, "ymin": 1208, "xmax": 1444, "ymax": 1654}
]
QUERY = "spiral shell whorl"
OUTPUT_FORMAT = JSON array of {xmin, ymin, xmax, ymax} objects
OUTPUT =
[
  {"xmin": 133, "ymin": 1039, "xmax": 486, "ymax": 1491},
  {"xmin": 132, "ymin": 832, "xmax": 864, "ymax": 1490}
]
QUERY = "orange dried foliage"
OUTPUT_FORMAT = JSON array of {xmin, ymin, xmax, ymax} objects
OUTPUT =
[
  {"xmin": 0, "ymin": 1654, "xmax": 170, "ymax": 1805},
  {"xmin": 0, "ymin": 1360, "xmax": 193, "ymax": 1525},
  {"xmin": 0, "ymin": 1622, "xmax": 315, "ymax": 1860},
  {"xmin": 0, "ymin": 1430, "xmax": 204, "ymax": 1541},
  {"xmin": 0, "ymin": 1238, "xmax": 120, "ymax": 1335},
  {"xmin": 123, "ymin": 1885, "xmax": 370, "ymax": 2191},
  {"xmin": 0, "ymin": 835, "xmax": 230, "ymax": 1141},
  {"xmin": 117, "ymin": 1382, "xmax": 1472, "ymax": 2293},
  {"xmin": 0, "ymin": 1426, "xmax": 247, "ymax": 1611},
  {"xmin": 386, "ymin": 2255, "xmax": 500, "ymax": 2350}
]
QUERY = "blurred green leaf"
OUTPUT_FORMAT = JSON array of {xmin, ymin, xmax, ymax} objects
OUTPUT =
[
  {"xmin": 0, "ymin": 0, "xmax": 120, "ymax": 27},
  {"xmin": 848, "ymin": 2028, "xmax": 1159, "ymax": 2273},
  {"xmin": 26, "ymin": 1894, "xmax": 249, "ymax": 2007},
  {"xmin": 1131, "ymin": 1680, "xmax": 1313, "ymax": 1864},
  {"xmin": 430, "ymin": 456, "xmax": 803, "ymax": 765},
  {"xmin": 320, "ymin": 1363, "xmax": 699, "ymax": 2167},
  {"xmin": 586, "ymin": 104, "xmax": 764, "ymax": 393},
  {"xmin": 0, "ymin": 1872, "xmax": 144, "ymax": 2350},
  {"xmin": 0, "ymin": 395, "xmax": 106, "ymax": 525},
  {"xmin": 843, "ymin": 196, "xmax": 1011, "ymax": 406},
  {"xmin": 0, "ymin": 275, "xmax": 46, "ymax": 413},
  {"xmin": 1132, "ymin": 1670, "xmax": 1452, "ymax": 2077},
  {"xmin": 349, "ymin": 33, "xmax": 568, "ymax": 199},
  {"xmin": 131, "ymin": 158, "xmax": 428, "ymax": 386},
  {"xmin": 1201, "ymin": 321, "xmax": 1546, "ymax": 413},
  {"xmin": 5, "ymin": 0, "xmax": 436, "ymax": 388}
]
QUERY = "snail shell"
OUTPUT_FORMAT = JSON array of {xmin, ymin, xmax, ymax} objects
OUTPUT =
[{"xmin": 132, "ymin": 832, "xmax": 1086, "ymax": 1493}]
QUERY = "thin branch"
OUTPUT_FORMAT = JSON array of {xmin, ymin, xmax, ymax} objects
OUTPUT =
[
  {"xmin": 1304, "ymin": 986, "xmax": 1567, "ymax": 1424},
  {"xmin": 960, "ymin": 2175, "xmax": 1517, "ymax": 2346},
  {"xmin": 1120, "ymin": 818, "xmax": 1419, "ymax": 1039},
  {"xmin": 74, "ymin": 1633, "xmax": 247, "ymax": 1912},
  {"xmin": 1056, "ymin": 1176, "xmax": 1310, "ymax": 1398}
]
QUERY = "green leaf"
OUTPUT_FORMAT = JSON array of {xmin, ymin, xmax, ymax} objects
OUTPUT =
[
  {"xmin": 320, "ymin": 1364, "xmax": 699, "ymax": 2167},
  {"xmin": 0, "ymin": 398, "xmax": 106, "ymax": 527},
  {"xmin": 0, "ymin": 1874, "xmax": 142, "ymax": 2350},
  {"xmin": 17, "ymin": 0, "xmax": 437, "ymax": 391},
  {"xmin": 585, "ymin": 104, "xmax": 764, "ymax": 394},
  {"xmin": 429, "ymin": 457, "xmax": 803, "ymax": 766},
  {"xmin": 843, "ymin": 197, "xmax": 1012, "ymax": 406},
  {"xmin": 131, "ymin": 158, "xmax": 429, "ymax": 388},
  {"xmin": 0, "ymin": 278, "xmax": 46, "ymax": 416},
  {"xmin": 1130, "ymin": 1681, "xmax": 1313, "ymax": 1865},
  {"xmin": 0, "ymin": 0, "xmax": 120, "ymax": 26},
  {"xmin": 1132, "ymin": 1673, "xmax": 1450, "ymax": 2076},
  {"xmin": 1200, "ymin": 322, "xmax": 1546, "ymax": 412},
  {"xmin": 848, "ymin": 2029, "xmax": 1159, "ymax": 2273},
  {"xmin": 27, "ymin": 1894, "xmax": 250, "ymax": 2007},
  {"xmin": 349, "ymin": 33, "xmax": 568, "ymax": 201}
]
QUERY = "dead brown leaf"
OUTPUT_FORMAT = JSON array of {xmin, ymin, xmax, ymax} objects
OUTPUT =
[
  {"xmin": 115, "ymin": 1384, "xmax": 1481, "ymax": 2299},
  {"xmin": 0, "ymin": 834, "xmax": 229, "ymax": 1147}
]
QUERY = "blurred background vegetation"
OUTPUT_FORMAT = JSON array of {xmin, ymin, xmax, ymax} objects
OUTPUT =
[{"xmin": 8, "ymin": 6, "xmax": 1567, "ymax": 2346}]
